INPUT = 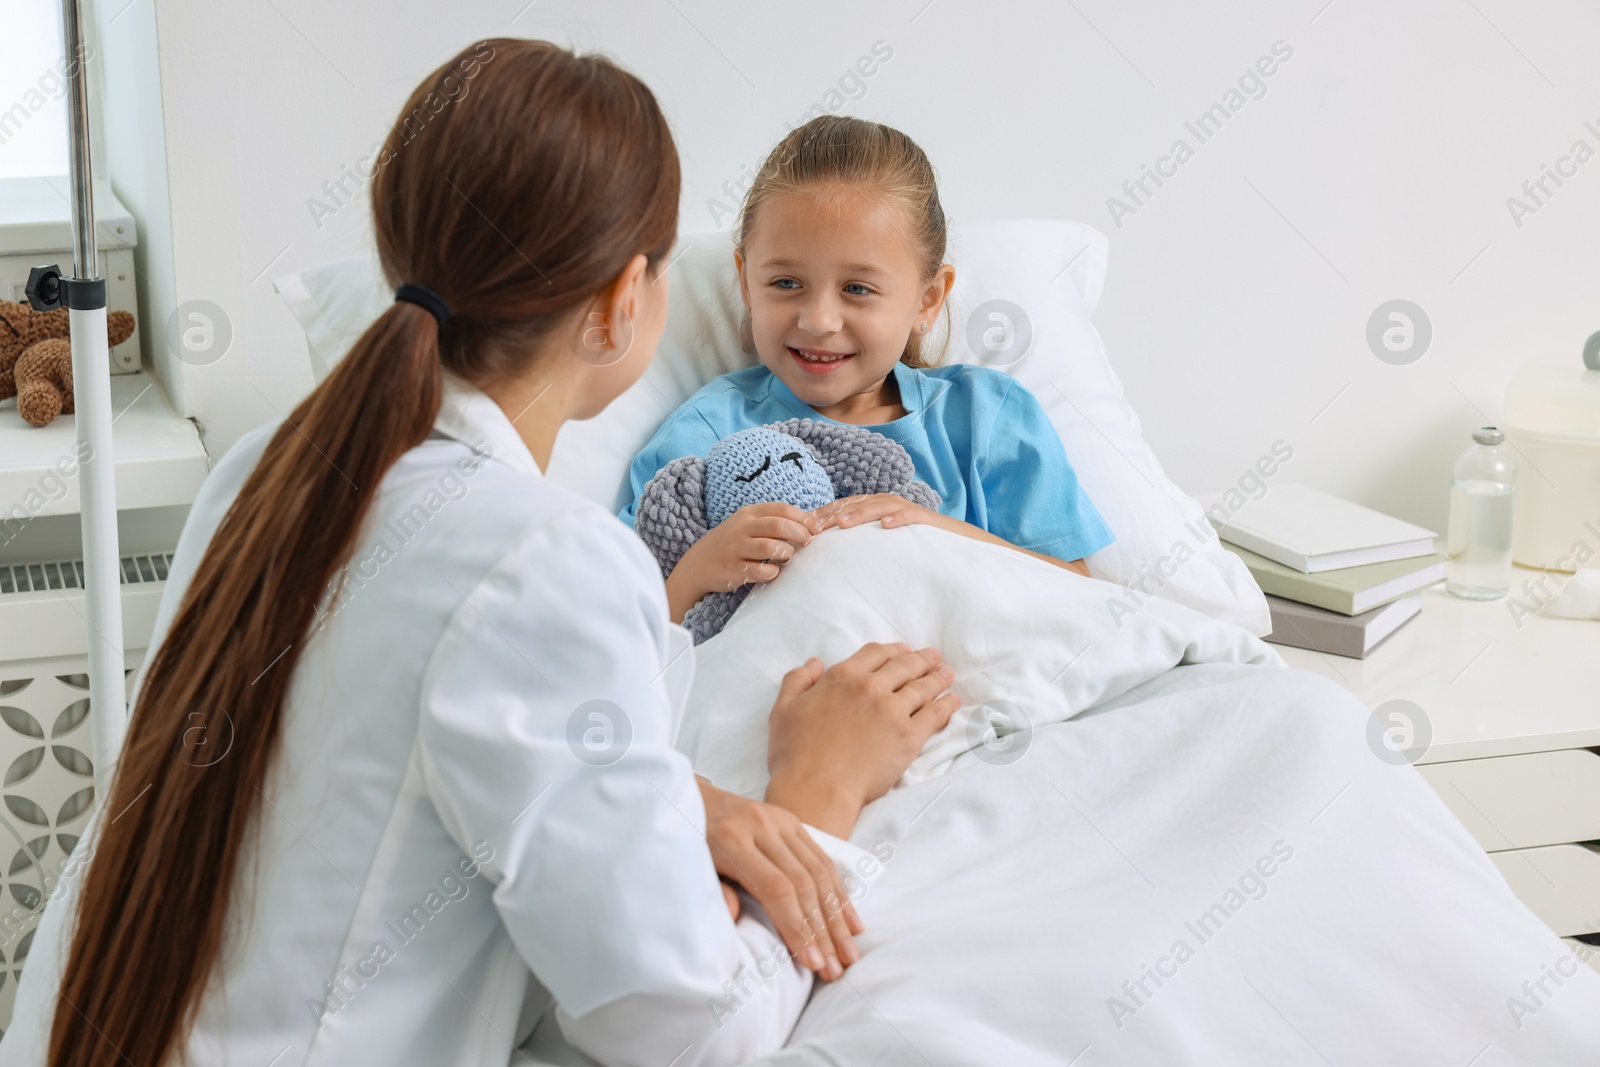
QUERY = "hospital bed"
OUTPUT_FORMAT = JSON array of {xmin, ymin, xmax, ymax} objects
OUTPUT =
[{"xmin": 280, "ymin": 220, "xmax": 1600, "ymax": 1065}]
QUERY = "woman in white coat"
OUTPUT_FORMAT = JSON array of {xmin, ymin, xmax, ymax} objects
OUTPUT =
[{"xmin": 1, "ymin": 39, "xmax": 960, "ymax": 1067}]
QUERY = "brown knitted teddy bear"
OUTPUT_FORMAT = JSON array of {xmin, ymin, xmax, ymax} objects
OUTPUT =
[{"xmin": 0, "ymin": 300, "xmax": 135, "ymax": 427}]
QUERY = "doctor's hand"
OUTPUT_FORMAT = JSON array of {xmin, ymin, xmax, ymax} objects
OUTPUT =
[
  {"xmin": 697, "ymin": 776, "xmax": 864, "ymax": 982},
  {"xmin": 764, "ymin": 642, "xmax": 961, "ymax": 839},
  {"xmin": 664, "ymin": 503, "xmax": 824, "ymax": 623}
]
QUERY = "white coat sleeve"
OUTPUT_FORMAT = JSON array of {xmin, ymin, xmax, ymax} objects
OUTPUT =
[{"xmin": 416, "ymin": 506, "xmax": 812, "ymax": 1067}]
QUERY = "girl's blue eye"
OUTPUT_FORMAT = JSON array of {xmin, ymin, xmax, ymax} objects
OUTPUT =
[
  {"xmin": 773, "ymin": 278, "xmax": 800, "ymax": 290},
  {"xmin": 844, "ymin": 283, "xmax": 873, "ymax": 296}
]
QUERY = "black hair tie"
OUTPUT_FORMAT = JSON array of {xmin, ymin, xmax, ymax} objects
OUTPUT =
[{"xmin": 394, "ymin": 282, "xmax": 451, "ymax": 327}]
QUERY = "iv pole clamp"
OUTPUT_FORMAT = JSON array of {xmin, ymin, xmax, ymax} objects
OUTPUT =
[{"xmin": 26, "ymin": 0, "xmax": 128, "ymax": 781}]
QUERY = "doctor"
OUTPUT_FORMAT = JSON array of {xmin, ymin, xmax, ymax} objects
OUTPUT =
[{"xmin": 1, "ymin": 38, "xmax": 960, "ymax": 1067}]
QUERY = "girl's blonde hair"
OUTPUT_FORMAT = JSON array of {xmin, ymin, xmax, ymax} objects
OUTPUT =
[{"xmin": 736, "ymin": 115, "xmax": 950, "ymax": 368}]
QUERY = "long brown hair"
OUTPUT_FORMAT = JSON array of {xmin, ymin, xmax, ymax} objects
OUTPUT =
[
  {"xmin": 49, "ymin": 39, "xmax": 678, "ymax": 1066},
  {"xmin": 736, "ymin": 114, "xmax": 951, "ymax": 367}
]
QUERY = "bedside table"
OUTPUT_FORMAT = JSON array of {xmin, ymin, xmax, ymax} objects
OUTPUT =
[{"xmin": 1275, "ymin": 566, "xmax": 1600, "ymax": 965}]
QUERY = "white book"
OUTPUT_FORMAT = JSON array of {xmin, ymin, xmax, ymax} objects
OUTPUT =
[{"xmin": 1200, "ymin": 484, "xmax": 1437, "ymax": 574}]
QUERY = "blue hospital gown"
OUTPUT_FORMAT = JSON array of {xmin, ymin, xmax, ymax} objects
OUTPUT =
[{"xmin": 619, "ymin": 361, "xmax": 1115, "ymax": 564}]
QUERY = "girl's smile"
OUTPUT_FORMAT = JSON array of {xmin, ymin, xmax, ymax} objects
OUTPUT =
[{"xmin": 789, "ymin": 345, "xmax": 856, "ymax": 374}]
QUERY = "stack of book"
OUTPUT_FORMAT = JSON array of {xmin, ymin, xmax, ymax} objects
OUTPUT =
[{"xmin": 1203, "ymin": 485, "xmax": 1446, "ymax": 659}]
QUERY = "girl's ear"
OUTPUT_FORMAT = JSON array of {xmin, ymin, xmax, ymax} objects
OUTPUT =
[
  {"xmin": 919, "ymin": 263, "xmax": 956, "ymax": 323},
  {"xmin": 733, "ymin": 250, "xmax": 758, "ymax": 354},
  {"xmin": 734, "ymin": 249, "xmax": 751, "ymax": 309},
  {"xmin": 739, "ymin": 311, "xmax": 756, "ymax": 355}
]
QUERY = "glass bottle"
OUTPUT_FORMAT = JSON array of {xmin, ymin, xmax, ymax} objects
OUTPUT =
[{"xmin": 1445, "ymin": 427, "xmax": 1517, "ymax": 600}]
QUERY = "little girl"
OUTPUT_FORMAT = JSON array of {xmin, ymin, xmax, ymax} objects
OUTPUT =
[{"xmin": 620, "ymin": 115, "xmax": 1114, "ymax": 624}]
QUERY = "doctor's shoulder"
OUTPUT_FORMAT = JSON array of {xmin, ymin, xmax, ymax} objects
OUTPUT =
[{"xmin": 385, "ymin": 436, "xmax": 661, "ymax": 582}]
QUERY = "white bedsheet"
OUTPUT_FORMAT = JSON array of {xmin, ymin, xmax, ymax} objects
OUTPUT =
[{"xmin": 677, "ymin": 523, "xmax": 1600, "ymax": 1065}]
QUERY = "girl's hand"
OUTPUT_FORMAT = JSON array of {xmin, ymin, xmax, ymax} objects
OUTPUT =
[
  {"xmin": 816, "ymin": 495, "xmax": 1092, "ymax": 577},
  {"xmin": 665, "ymin": 502, "xmax": 823, "ymax": 622},
  {"xmin": 814, "ymin": 494, "xmax": 948, "ymax": 533},
  {"xmin": 764, "ymin": 642, "xmax": 960, "ymax": 837},
  {"xmin": 697, "ymin": 776, "xmax": 865, "ymax": 982}
]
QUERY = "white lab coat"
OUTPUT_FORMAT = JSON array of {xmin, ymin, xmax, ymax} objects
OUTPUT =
[{"xmin": 1, "ymin": 371, "xmax": 850, "ymax": 1067}]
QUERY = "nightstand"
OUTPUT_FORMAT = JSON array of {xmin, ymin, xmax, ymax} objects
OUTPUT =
[{"xmin": 1275, "ymin": 565, "xmax": 1600, "ymax": 966}]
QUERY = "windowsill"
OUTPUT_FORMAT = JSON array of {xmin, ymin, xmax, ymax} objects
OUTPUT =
[{"xmin": 0, "ymin": 370, "xmax": 208, "ymax": 517}]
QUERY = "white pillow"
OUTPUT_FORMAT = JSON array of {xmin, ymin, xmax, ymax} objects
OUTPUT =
[
  {"xmin": 274, "ymin": 221, "xmax": 1268, "ymax": 635},
  {"xmin": 273, "ymin": 255, "xmax": 392, "ymax": 383},
  {"xmin": 938, "ymin": 220, "xmax": 1269, "ymax": 635}
]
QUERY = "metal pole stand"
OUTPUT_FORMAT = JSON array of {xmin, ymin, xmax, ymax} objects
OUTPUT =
[{"xmin": 25, "ymin": 0, "xmax": 128, "ymax": 778}]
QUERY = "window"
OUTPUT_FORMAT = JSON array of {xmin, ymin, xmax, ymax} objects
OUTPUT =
[{"xmin": 0, "ymin": 3, "xmax": 70, "ymax": 179}]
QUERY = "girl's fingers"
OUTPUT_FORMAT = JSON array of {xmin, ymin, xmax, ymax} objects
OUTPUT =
[
  {"xmin": 747, "ymin": 516, "xmax": 817, "ymax": 546},
  {"xmin": 747, "ymin": 503, "xmax": 824, "ymax": 536},
  {"xmin": 754, "ymin": 501, "xmax": 824, "ymax": 527},
  {"xmin": 748, "ymin": 562, "xmax": 780, "ymax": 584},
  {"xmin": 722, "ymin": 880, "xmax": 741, "ymax": 921},
  {"xmin": 729, "ymin": 559, "xmax": 779, "ymax": 587},
  {"xmin": 744, "ymin": 537, "xmax": 798, "ymax": 563},
  {"xmin": 815, "ymin": 496, "xmax": 896, "ymax": 530},
  {"xmin": 833, "ymin": 499, "xmax": 906, "ymax": 528}
]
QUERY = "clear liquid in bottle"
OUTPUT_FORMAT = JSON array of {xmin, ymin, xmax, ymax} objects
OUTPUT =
[
  {"xmin": 1446, "ymin": 481, "xmax": 1514, "ymax": 599},
  {"xmin": 1445, "ymin": 428, "xmax": 1517, "ymax": 600}
]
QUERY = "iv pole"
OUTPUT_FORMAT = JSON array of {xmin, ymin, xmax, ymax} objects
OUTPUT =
[{"xmin": 26, "ymin": 0, "xmax": 128, "ymax": 776}]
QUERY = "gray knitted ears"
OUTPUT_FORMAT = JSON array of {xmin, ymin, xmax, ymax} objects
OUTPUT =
[
  {"xmin": 631, "ymin": 454, "xmax": 710, "ymax": 580},
  {"xmin": 633, "ymin": 419, "xmax": 941, "ymax": 644}
]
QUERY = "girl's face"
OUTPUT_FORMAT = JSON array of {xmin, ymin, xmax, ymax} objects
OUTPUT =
[{"xmin": 736, "ymin": 187, "xmax": 954, "ymax": 421}]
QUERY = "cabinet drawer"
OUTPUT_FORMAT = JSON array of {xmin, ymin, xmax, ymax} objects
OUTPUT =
[
  {"xmin": 1417, "ymin": 748, "xmax": 1600, "ymax": 851},
  {"xmin": 1491, "ymin": 845, "xmax": 1600, "ymax": 938}
]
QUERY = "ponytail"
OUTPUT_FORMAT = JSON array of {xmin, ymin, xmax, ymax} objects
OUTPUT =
[{"xmin": 46, "ymin": 303, "xmax": 440, "ymax": 1067}]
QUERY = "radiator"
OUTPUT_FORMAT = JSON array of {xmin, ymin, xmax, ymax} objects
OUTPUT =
[{"xmin": 0, "ymin": 553, "xmax": 169, "ymax": 1036}]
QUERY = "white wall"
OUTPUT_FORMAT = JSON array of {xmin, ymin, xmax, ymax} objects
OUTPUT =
[{"xmin": 105, "ymin": 0, "xmax": 1600, "ymax": 532}]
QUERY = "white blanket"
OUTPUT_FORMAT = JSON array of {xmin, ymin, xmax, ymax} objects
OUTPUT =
[{"xmin": 680, "ymin": 524, "xmax": 1600, "ymax": 1065}]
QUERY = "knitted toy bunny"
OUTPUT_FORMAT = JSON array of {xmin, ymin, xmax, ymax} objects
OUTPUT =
[{"xmin": 633, "ymin": 419, "xmax": 941, "ymax": 643}]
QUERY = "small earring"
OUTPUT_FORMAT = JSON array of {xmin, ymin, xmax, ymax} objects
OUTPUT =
[{"xmin": 920, "ymin": 322, "xmax": 928, "ymax": 332}]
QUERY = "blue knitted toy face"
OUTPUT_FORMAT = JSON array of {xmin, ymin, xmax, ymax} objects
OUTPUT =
[{"xmin": 704, "ymin": 427, "xmax": 836, "ymax": 527}]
